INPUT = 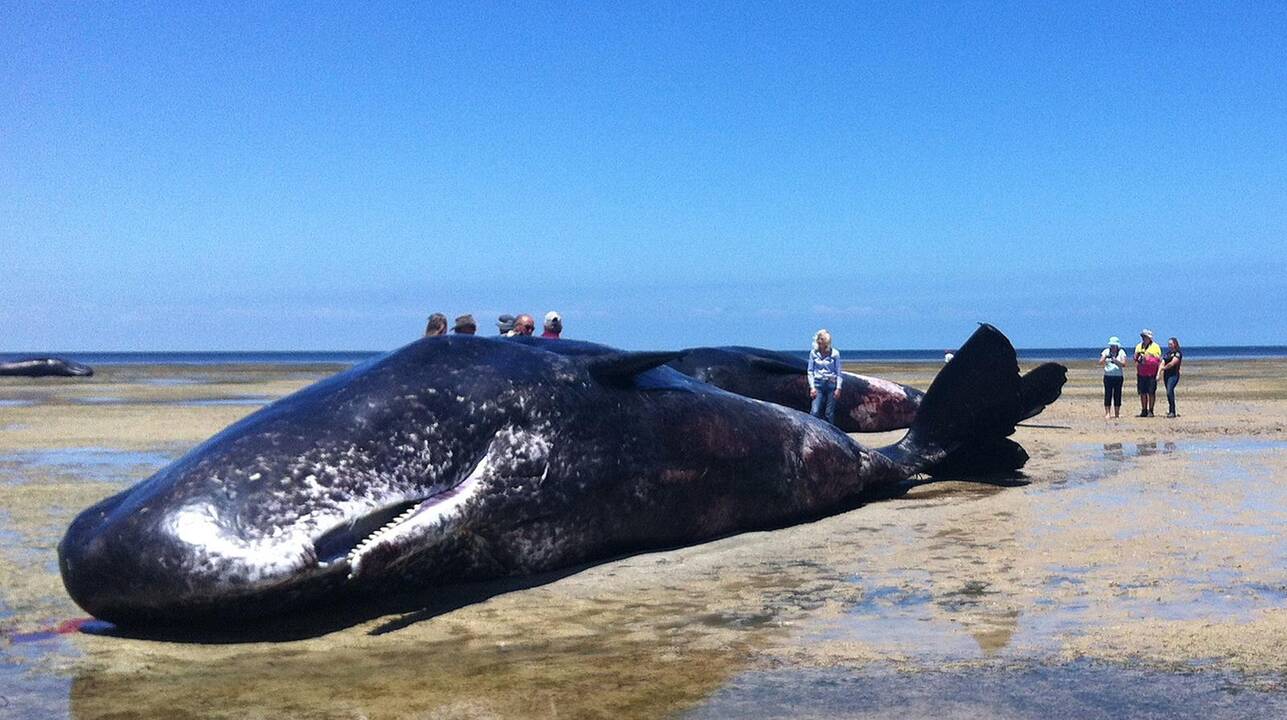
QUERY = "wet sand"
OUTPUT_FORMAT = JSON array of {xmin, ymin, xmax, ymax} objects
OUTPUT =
[{"xmin": 2, "ymin": 357, "xmax": 1285, "ymax": 718}]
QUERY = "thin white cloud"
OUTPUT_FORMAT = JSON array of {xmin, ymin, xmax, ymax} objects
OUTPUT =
[{"xmin": 811, "ymin": 304, "xmax": 880, "ymax": 316}]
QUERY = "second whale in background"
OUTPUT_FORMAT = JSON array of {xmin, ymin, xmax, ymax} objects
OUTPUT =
[
  {"xmin": 667, "ymin": 346, "xmax": 1067, "ymax": 434},
  {"xmin": 0, "ymin": 357, "xmax": 94, "ymax": 377}
]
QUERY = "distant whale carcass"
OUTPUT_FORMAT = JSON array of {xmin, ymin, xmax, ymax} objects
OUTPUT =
[
  {"xmin": 0, "ymin": 357, "xmax": 93, "ymax": 378},
  {"xmin": 60, "ymin": 325, "xmax": 1038, "ymax": 625}
]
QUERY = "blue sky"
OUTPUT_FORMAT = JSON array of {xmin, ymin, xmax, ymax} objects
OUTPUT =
[{"xmin": 3, "ymin": 2, "xmax": 1284, "ymax": 351}]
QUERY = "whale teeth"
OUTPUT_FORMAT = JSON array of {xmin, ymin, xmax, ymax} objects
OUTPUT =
[{"xmin": 342, "ymin": 502, "xmax": 423, "ymax": 578}]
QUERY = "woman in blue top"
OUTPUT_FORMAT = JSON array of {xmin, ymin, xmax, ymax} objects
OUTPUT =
[{"xmin": 807, "ymin": 329, "xmax": 843, "ymax": 425}]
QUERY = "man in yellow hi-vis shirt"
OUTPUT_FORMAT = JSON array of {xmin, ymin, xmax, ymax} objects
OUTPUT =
[{"xmin": 1133, "ymin": 329, "xmax": 1163, "ymax": 417}]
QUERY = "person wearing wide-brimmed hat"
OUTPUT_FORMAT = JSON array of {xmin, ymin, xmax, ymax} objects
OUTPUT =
[
  {"xmin": 1098, "ymin": 336, "xmax": 1127, "ymax": 419},
  {"xmin": 451, "ymin": 314, "xmax": 477, "ymax": 335},
  {"xmin": 1133, "ymin": 329, "xmax": 1163, "ymax": 417}
]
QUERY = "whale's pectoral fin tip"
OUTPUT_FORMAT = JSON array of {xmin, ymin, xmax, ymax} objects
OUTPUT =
[
  {"xmin": 747, "ymin": 357, "xmax": 804, "ymax": 375},
  {"xmin": 588, "ymin": 351, "xmax": 682, "ymax": 385}
]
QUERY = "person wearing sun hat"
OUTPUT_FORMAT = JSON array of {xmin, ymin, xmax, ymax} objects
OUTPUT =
[
  {"xmin": 1133, "ymin": 329, "xmax": 1164, "ymax": 417},
  {"xmin": 1098, "ymin": 336, "xmax": 1127, "ymax": 419},
  {"xmin": 451, "ymin": 314, "xmax": 477, "ymax": 335}
]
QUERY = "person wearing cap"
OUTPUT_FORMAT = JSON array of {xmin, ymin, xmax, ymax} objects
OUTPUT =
[
  {"xmin": 1099, "ymin": 336, "xmax": 1127, "ymax": 419},
  {"xmin": 452, "ymin": 314, "xmax": 477, "ymax": 335},
  {"xmin": 807, "ymin": 329, "xmax": 843, "ymax": 426},
  {"xmin": 424, "ymin": 313, "xmax": 448, "ymax": 337},
  {"xmin": 1133, "ymin": 329, "xmax": 1164, "ymax": 417},
  {"xmin": 542, "ymin": 311, "xmax": 562, "ymax": 339},
  {"xmin": 496, "ymin": 314, "xmax": 517, "ymax": 336},
  {"xmin": 512, "ymin": 314, "xmax": 536, "ymax": 336}
]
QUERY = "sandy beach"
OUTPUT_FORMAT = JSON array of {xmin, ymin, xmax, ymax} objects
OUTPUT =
[{"xmin": 2, "ymin": 356, "xmax": 1285, "ymax": 718}]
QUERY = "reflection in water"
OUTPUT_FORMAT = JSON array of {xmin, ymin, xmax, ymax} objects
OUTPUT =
[
  {"xmin": 0, "ymin": 448, "xmax": 174, "ymax": 485},
  {"xmin": 68, "ymin": 634, "xmax": 747, "ymax": 720},
  {"xmin": 926, "ymin": 520, "xmax": 1024, "ymax": 656},
  {"xmin": 60, "ymin": 557, "xmax": 847, "ymax": 719},
  {"xmin": 835, "ymin": 507, "xmax": 1026, "ymax": 659},
  {"xmin": 1102, "ymin": 441, "xmax": 1179, "ymax": 462},
  {"xmin": 687, "ymin": 663, "xmax": 1287, "ymax": 720},
  {"xmin": 70, "ymin": 396, "xmax": 274, "ymax": 407},
  {"xmin": 177, "ymin": 396, "xmax": 272, "ymax": 407},
  {"xmin": 969, "ymin": 609, "xmax": 1020, "ymax": 654}
]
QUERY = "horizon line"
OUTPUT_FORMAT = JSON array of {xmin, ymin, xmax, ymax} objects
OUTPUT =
[{"xmin": 4, "ymin": 343, "xmax": 1286, "ymax": 355}]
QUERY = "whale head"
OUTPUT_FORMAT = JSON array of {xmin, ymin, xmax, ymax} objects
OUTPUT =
[{"xmin": 58, "ymin": 337, "xmax": 647, "ymax": 624}]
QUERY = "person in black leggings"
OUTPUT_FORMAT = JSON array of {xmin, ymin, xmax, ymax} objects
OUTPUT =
[
  {"xmin": 1099, "ymin": 337, "xmax": 1127, "ymax": 419},
  {"xmin": 1162, "ymin": 337, "xmax": 1183, "ymax": 417}
]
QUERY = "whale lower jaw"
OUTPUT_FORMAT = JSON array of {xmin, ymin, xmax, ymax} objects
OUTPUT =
[{"xmin": 313, "ymin": 450, "xmax": 494, "ymax": 579}]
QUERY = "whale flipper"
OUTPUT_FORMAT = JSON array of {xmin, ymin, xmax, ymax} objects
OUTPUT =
[
  {"xmin": 587, "ymin": 351, "xmax": 683, "ymax": 386},
  {"xmin": 746, "ymin": 357, "xmax": 804, "ymax": 375}
]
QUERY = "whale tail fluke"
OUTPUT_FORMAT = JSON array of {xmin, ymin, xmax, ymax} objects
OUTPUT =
[
  {"xmin": 917, "ymin": 360, "xmax": 1068, "ymax": 478},
  {"xmin": 1019, "ymin": 362, "xmax": 1068, "ymax": 421},
  {"xmin": 880, "ymin": 323, "xmax": 1024, "ymax": 473}
]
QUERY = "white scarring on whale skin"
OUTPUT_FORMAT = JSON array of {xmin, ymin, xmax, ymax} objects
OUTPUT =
[
  {"xmin": 167, "ymin": 504, "xmax": 315, "ymax": 585},
  {"xmin": 344, "ymin": 426, "xmax": 549, "ymax": 579}
]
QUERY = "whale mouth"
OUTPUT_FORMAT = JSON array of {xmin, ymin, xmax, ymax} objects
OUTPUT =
[
  {"xmin": 310, "ymin": 452, "xmax": 494, "ymax": 574},
  {"xmin": 312, "ymin": 499, "xmax": 424, "ymax": 565}
]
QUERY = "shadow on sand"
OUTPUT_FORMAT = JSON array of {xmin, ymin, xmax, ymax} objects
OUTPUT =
[{"xmin": 83, "ymin": 563, "xmax": 595, "ymax": 643}]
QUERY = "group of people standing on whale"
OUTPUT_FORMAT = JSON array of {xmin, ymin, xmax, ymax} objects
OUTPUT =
[
  {"xmin": 424, "ymin": 311, "xmax": 563, "ymax": 339},
  {"xmin": 1099, "ymin": 329, "xmax": 1183, "ymax": 419}
]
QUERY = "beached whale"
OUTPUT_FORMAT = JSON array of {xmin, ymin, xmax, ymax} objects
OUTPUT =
[
  {"xmin": 667, "ymin": 346, "xmax": 1066, "ymax": 432},
  {"xmin": 0, "ymin": 357, "xmax": 93, "ymax": 378},
  {"xmin": 60, "ymin": 325, "xmax": 1034, "ymax": 625},
  {"xmin": 667, "ymin": 347, "xmax": 923, "ymax": 432},
  {"xmin": 507, "ymin": 339, "xmax": 1063, "ymax": 477},
  {"xmin": 508, "ymin": 340, "xmax": 1063, "ymax": 435}
]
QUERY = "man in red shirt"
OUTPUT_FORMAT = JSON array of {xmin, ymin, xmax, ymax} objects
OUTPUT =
[
  {"xmin": 541, "ymin": 311, "xmax": 562, "ymax": 339},
  {"xmin": 1133, "ymin": 329, "xmax": 1163, "ymax": 417}
]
